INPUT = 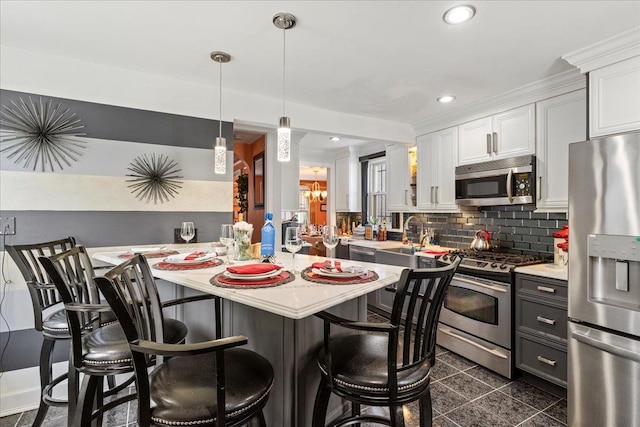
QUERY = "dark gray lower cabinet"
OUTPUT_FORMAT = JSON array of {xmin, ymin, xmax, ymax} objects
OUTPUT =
[
  {"xmin": 368, "ymin": 256, "xmax": 438, "ymax": 317},
  {"xmin": 515, "ymin": 273, "xmax": 568, "ymax": 387}
]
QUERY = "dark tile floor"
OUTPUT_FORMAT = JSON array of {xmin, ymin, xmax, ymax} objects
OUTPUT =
[{"xmin": 0, "ymin": 313, "xmax": 567, "ymax": 427}]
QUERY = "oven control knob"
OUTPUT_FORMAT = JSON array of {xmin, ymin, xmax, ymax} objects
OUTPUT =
[
  {"xmin": 442, "ymin": 254, "xmax": 449, "ymax": 261},
  {"xmin": 499, "ymin": 264, "xmax": 508, "ymax": 270},
  {"xmin": 491, "ymin": 262, "xmax": 498, "ymax": 269}
]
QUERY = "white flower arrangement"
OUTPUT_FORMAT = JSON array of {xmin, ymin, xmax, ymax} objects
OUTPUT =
[
  {"xmin": 233, "ymin": 221, "xmax": 254, "ymax": 232},
  {"xmin": 233, "ymin": 221, "xmax": 254, "ymax": 260}
]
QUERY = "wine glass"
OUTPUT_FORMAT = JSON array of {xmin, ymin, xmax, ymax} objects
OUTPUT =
[
  {"xmin": 285, "ymin": 226, "xmax": 303, "ymax": 273},
  {"xmin": 220, "ymin": 224, "xmax": 234, "ymax": 264},
  {"xmin": 322, "ymin": 225, "xmax": 340, "ymax": 267},
  {"xmin": 180, "ymin": 222, "xmax": 195, "ymax": 250}
]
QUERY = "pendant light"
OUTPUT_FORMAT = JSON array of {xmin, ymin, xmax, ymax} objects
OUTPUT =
[
  {"xmin": 273, "ymin": 12, "xmax": 296, "ymax": 162},
  {"xmin": 211, "ymin": 51, "xmax": 231, "ymax": 174}
]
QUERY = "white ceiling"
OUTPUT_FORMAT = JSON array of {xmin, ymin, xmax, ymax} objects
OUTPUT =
[{"xmin": 1, "ymin": 1, "xmax": 639, "ymax": 132}]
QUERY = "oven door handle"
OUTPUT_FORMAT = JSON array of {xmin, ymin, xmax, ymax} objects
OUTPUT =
[
  {"xmin": 453, "ymin": 276, "xmax": 508, "ymax": 293},
  {"xmin": 439, "ymin": 326, "xmax": 508, "ymax": 359}
]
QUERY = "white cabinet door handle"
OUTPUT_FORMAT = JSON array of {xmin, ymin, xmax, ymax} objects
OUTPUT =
[
  {"xmin": 435, "ymin": 186, "xmax": 439, "ymax": 203},
  {"xmin": 486, "ymin": 134, "xmax": 492, "ymax": 154},
  {"xmin": 492, "ymin": 132, "xmax": 498, "ymax": 154}
]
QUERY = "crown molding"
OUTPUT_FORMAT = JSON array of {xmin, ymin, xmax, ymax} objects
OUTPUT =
[
  {"xmin": 562, "ymin": 27, "xmax": 640, "ymax": 73},
  {"xmin": 412, "ymin": 68, "xmax": 585, "ymax": 137}
]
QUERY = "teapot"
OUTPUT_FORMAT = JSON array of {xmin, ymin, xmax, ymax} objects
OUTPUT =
[{"xmin": 470, "ymin": 229, "xmax": 492, "ymax": 251}]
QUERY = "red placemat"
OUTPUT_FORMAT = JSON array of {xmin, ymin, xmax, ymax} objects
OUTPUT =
[
  {"xmin": 118, "ymin": 250, "xmax": 179, "ymax": 259},
  {"xmin": 153, "ymin": 258, "xmax": 223, "ymax": 271},
  {"xmin": 210, "ymin": 271, "xmax": 295, "ymax": 289},
  {"xmin": 301, "ymin": 267, "xmax": 379, "ymax": 285}
]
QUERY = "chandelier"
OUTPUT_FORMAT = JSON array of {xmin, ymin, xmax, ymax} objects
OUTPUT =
[{"xmin": 305, "ymin": 170, "xmax": 327, "ymax": 203}]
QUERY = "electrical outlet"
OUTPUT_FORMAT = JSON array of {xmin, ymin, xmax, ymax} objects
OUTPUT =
[{"xmin": 0, "ymin": 217, "xmax": 16, "ymax": 235}]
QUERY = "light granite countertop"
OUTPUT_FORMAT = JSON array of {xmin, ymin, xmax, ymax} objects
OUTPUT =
[
  {"xmin": 514, "ymin": 263, "xmax": 568, "ymax": 281},
  {"xmin": 343, "ymin": 239, "xmax": 454, "ymax": 258}
]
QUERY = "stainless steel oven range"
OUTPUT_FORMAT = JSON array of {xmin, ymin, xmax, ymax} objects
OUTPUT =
[{"xmin": 437, "ymin": 250, "xmax": 545, "ymax": 378}]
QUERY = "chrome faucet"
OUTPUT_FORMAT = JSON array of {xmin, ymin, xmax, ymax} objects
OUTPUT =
[{"xmin": 404, "ymin": 215, "xmax": 427, "ymax": 249}]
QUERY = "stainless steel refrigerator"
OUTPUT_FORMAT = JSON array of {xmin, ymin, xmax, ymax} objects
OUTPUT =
[{"xmin": 568, "ymin": 132, "xmax": 640, "ymax": 427}]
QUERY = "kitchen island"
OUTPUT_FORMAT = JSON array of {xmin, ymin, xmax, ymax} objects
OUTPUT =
[{"xmin": 93, "ymin": 246, "xmax": 405, "ymax": 427}]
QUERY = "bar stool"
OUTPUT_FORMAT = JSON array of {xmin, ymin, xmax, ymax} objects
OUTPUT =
[
  {"xmin": 38, "ymin": 245, "xmax": 190, "ymax": 425},
  {"xmin": 6, "ymin": 237, "xmax": 78, "ymax": 426},
  {"xmin": 312, "ymin": 258, "xmax": 461, "ymax": 427},
  {"xmin": 95, "ymin": 254, "xmax": 275, "ymax": 427}
]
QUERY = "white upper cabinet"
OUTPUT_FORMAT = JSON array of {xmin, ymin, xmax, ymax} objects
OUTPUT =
[
  {"xmin": 335, "ymin": 154, "xmax": 361, "ymax": 212},
  {"xmin": 416, "ymin": 126, "xmax": 459, "ymax": 212},
  {"xmin": 458, "ymin": 104, "xmax": 535, "ymax": 165},
  {"xmin": 589, "ymin": 56, "xmax": 640, "ymax": 138},
  {"xmin": 535, "ymin": 89, "xmax": 587, "ymax": 212},
  {"xmin": 386, "ymin": 144, "xmax": 416, "ymax": 211}
]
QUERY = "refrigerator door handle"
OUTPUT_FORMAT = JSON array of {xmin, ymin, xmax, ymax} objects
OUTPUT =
[{"xmin": 571, "ymin": 328, "xmax": 640, "ymax": 363}]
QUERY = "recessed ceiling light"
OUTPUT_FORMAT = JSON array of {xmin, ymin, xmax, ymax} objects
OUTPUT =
[
  {"xmin": 443, "ymin": 4, "xmax": 476, "ymax": 24},
  {"xmin": 437, "ymin": 95, "xmax": 456, "ymax": 103},
  {"xmin": 330, "ymin": 136, "xmax": 341, "ymax": 142}
]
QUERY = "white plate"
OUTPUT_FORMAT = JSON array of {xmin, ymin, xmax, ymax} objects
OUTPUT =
[
  {"xmin": 311, "ymin": 268, "xmax": 366, "ymax": 278},
  {"xmin": 164, "ymin": 253, "xmax": 216, "ymax": 265},
  {"xmin": 223, "ymin": 269, "xmax": 283, "ymax": 281}
]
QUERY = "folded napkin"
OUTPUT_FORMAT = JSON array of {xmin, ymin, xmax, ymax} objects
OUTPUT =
[
  {"xmin": 311, "ymin": 260, "xmax": 342, "ymax": 272},
  {"xmin": 165, "ymin": 252, "xmax": 213, "ymax": 262},
  {"xmin": 184, "ymin": 251, "xmax": 206, "ymax": 260},
  {"xmin": 226, "ymin": 264, "xmax": 281, "ymax": 275}
]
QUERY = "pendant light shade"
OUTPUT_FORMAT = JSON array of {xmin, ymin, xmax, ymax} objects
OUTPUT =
[
  {"xmin": 211, "ymin": 51, "xmax": 231, "ymax": 174},
  {"xmin": 277, "ymin": 116, "xmax": 291, "ymax": 161},
  {"xmin": 273, "ymin": 13, "xmax": 296, "ymax": 162}
]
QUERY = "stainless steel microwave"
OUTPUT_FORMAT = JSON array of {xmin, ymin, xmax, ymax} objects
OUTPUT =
[{"xmin": 455, "ymin": 155, "xmax": 536, "ymax": 206}]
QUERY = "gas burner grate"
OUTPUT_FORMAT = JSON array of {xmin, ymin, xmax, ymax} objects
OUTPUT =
[{"xmin": 448, "ymin": 250, "xmax": 546, "ymax": 267}]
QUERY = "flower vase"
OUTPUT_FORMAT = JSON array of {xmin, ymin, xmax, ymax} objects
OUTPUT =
[{"xmin": 234, "ymin": 230, "xmax": 253, "ymax": 261}]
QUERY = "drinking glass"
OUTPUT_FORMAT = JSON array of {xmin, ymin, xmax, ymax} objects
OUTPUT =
[
  {"xmin": 322, "ymin": 225, "xmax": 340, "ymax": 267},
  {"xmin": 180, "ymin": 222, "xmax": 195, "ymax": 249},
  {"xmin": 220, "ymin": 224, "xmax": 235, "ymax": 264},
  {"xmin": 285, "ymin": 226, "xmax": 303, "ymax": 273}
]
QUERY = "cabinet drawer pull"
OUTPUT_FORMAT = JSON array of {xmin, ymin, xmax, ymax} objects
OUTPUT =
[
  {"xmin": 537, "ymin": 355, "xmax": 557, "ymax": 367},
  {"xmin": 486, "ymin": 134, "xmax": 492, "ymax": 154},
  {"xmin": 537, "ymin": 316, "xmax": 556, "ymax": 325},
  {"xmin": 537, "ymin": 286, "xmax": 556, "ymax": 293}
]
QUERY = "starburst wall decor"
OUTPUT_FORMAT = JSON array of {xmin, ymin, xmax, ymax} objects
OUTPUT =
[
  {"xmin": 126, "ymin": 154, "xmax": 183, "ymax": 204},
  {"xmin": 0, "ymin": 96, "xmax": 86, "ymax": 172}
]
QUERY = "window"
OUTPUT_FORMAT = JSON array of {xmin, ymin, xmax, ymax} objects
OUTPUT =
[{"xmin": 367, "ymin": 158, "xmax": 388, "ymax": 224}]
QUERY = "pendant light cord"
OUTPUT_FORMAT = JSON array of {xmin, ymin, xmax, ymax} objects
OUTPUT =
[
  {"xmin": 282, "ymin": 26, "xmax": 286, "ymax": 117},
  {"xmin": 219, "ymin": 58, "xmax": 223, "ymax": 138}
]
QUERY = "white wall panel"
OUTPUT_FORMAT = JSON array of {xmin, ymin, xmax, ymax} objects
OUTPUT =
[{"xmin": 0, "ymin": 171, "xmax": 232, "ymax": 212}]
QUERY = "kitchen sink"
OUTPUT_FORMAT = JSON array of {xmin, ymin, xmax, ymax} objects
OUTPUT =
[{"xmin": 375, "ymin": 246, "xmax": 419, "ymax": 269}]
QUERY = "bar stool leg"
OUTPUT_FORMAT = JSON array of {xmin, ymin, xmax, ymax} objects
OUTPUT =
[{"xmin": 33, "ymin": 338, "xmax": 56, "ymax": 427}]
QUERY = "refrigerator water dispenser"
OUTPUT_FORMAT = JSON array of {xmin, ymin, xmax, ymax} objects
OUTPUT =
[{"xmin": 587, "ymin": 234, "xmax": 640, "ymax": 310}]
